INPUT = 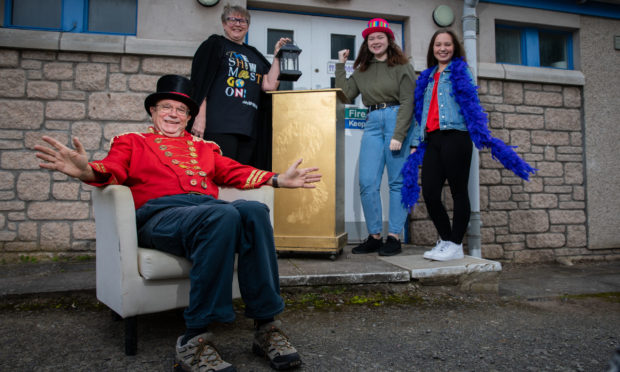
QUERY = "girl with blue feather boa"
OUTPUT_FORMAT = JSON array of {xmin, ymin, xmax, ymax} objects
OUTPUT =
[{"xmin": 401, "ymin": 29, "xmax": 536, "ymax": 261}]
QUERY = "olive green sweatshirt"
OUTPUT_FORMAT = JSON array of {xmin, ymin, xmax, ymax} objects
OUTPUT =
[{"xmin": 335, "ymin": 59, "xmax": 415, "ymax": 143}]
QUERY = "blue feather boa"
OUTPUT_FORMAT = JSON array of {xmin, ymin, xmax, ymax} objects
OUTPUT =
[{"xmin": 401, "ymin": 57, "xmax": 537, "ymax": 209}]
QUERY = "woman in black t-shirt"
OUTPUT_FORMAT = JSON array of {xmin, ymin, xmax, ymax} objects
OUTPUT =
[{"xmin": 190, "ymin": 4, "xmax": 290, "ymax": 170}]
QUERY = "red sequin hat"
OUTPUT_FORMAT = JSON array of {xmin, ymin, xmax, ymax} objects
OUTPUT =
[{"xmin": 362, "ymin": 18, "xmax": 394, "ymax": 40}]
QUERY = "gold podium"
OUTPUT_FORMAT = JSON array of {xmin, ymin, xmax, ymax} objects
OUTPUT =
[{"xmin": 270, "ymin": 89, "xmax": 348, "ymax": 259}]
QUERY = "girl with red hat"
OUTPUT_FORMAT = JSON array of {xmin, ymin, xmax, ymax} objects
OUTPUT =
[{"xmin": 336, "ymin": 18, "xmax": 415, "ymax": 256}]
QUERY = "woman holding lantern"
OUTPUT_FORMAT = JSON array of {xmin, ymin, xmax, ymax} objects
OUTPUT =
[{"xmin": 190, "ymin": 4, "xmax": 290, "ymax": 170}]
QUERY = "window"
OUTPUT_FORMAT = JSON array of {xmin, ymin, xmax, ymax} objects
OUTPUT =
[
  {"xmin": 495, "ymin": 24, "xmax": 573, "ymax": 69},
  {"xmin": 10, "ymin": 0, "xmax": 62, "ymax": 29},
  {"xmin": 330, "ymin": 34, "xmax": 356, "ymax": 60},
  {"xmin": 495, "ymin": 27, "xmax": 521, "ymax": 65},
  {"xmin": 5, "ymin": 0, "xmax": 137, "ymax": 35},
  {"xmin": 539, "ymin": 31, "xmax": 570, "ymax": 68},
  {"xmin": 267, "ymin": 29, "xmax": 294, "ymax": 55}
]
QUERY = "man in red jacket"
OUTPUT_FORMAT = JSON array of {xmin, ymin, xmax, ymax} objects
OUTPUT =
[{"xmin": 35, "ymin": 75, "xmax": 319, "ymax": 371}]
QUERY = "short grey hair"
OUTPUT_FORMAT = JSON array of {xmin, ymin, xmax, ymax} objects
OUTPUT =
[{"xmin": 221, "ymin": 4, "xmax": 251, "ymax": 25}]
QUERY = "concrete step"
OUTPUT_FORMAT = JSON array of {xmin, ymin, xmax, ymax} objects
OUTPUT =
[
  {"xmin": 278, "ymin": 245, "xmax": 501, "ymax": 292},
  {"xmin": 0, "ymin": 245, "xmax": 502, "ymax": 298}
]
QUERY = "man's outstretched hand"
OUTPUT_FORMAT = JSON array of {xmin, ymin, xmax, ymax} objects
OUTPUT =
[
  {"xmin": 275, "ymin": 158, "xmax": 321, "ymax": 188},
  {"xmin": 34, "ymin": 136, "xmax": 96, "ymax": 181}
]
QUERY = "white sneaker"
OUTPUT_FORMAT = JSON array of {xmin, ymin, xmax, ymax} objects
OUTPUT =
[
  {"xmin": 423, "ymin": 240, "xmax": 447, "ymax": 260},
  {"xmin": 428, "ymin": 241, "xmax": 464, "ymax": 261}
]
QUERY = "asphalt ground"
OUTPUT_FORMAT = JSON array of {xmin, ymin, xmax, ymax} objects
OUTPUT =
[{"xmin": 0, "ymin": 259, "xmax": 619, "ymax": 371}]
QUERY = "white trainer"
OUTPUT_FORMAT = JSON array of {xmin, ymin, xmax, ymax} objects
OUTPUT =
[
  {"xmin": 423, "ymin": 240, "xmax": 447, "ymax": 260},
  {"xmin": 428, "ymin": 241, "xmax": 464, "ymax": 261}
]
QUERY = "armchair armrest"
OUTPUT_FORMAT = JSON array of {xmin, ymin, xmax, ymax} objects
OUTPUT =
[{"xmin": 92, "ymin": 185, "xmax": 141, "ymax": 316}]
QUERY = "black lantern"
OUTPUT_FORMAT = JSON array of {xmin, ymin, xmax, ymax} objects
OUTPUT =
[{"xmin": 276, "ymin": 43, "xmax": 302, "ymax": 82}]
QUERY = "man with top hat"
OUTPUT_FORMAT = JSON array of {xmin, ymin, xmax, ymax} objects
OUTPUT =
[{"xmin": 34, "ymin": 74, "xmax": 317, "ymax": 371}]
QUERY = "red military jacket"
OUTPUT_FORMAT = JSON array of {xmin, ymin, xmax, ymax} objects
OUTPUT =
[{"xmin": 87, "ymin": 127, "xmax": 274, "ymax": 209}]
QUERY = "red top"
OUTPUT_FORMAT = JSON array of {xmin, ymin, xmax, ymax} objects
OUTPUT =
[
  {"xmin": 425, "ymin": 71, "xmax": 441, "ymax": 133},
  {"xmin": 87, "ymin": 127, "xmax": 273, "ymax": 209}
]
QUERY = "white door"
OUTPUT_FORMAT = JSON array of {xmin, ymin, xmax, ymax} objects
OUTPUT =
[
  {"xmin": 247, "ymin": 11, "xmax": 313, "ymax": 90},
  {"xmin": 248, "ymin": 11, "xmax": 403, "ymax": 91},
  {"xmin": 249, "ymin": 10, "xmax": 406, "ymax": 242}
]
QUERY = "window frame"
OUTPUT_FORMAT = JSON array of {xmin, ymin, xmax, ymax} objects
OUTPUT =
[
  {"xmin": 495, "ymin": 24, "xmax": 574, "ymax": 70},
  {"xmin": 3, "ymin": 0, "xmax": 137, "ymax": 36}
]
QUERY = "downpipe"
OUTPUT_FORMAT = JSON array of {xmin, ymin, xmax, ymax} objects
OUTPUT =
[{"xmin": 463, "ymin": 0, "xmax": 482, "ymax": 258}]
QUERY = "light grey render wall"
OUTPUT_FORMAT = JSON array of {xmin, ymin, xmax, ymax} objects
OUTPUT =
[{"xmin": 580, "ymin": 15, "xmax": 620, "ymax": 249}]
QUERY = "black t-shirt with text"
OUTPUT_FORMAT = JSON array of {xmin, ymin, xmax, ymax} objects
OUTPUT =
[{"xmin": 206, "ymin": 39, "xmax": 269, "ymax": 138}]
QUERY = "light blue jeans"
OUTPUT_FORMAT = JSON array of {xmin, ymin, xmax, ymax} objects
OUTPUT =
[{"xmin": 359, "ymin": 105, "xmax": 411, "ymax": 236}]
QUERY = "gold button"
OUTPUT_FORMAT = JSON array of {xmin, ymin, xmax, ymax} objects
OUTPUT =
[
  {"xmin": 179, "ymin": 164, "xmax": 188, "ymax": 169},
  {"xmin": 187, "ymin": 141, "xmax": 194, "ymax": 145},
  {"xmin": 201, "ymin": 180, "xmax": 208, "ymax": 189},
  {"xmin": 198, "ymin": 171, "xmax": 207, "ymax": 177},
  {"xmin": 165, "ymin": 151, "xmax": 172, "ymax": 157},
  {"xmin": 190, "ymin": 179, "xmax": 197, "ymax": 186},
  {"xmin": 190, "ymin": 159, "xmax": 198, "ymax": 164},
  {"xmin": 159, "ymin": 145, "xmax": 167, "ymax": 150},
  {"xmin": 172, "ymin": 159, "xmax": 180, "ymax": 164},
  {"xmin": 154, "ymin": 138, "xmax": 162, "ymax": 143},
  {"xmin": 190, "ymin": 153, "xmax": 198, "ymax": 158},
  {"xmin": 189, "ymin": 147, "xmax": 196, "ymax": 152},
  {"xmin": 186, "ymin": 170, "xmax": 194, "ymax": 175}
]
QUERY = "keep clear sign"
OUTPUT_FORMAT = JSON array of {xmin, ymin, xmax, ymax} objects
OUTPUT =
[{"xmin": 345, "ymin": 107, "xmax": 367, "ymax": 130}]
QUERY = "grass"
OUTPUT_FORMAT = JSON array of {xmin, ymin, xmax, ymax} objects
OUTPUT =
[
  {"xmin": 561, "ymin": 292, "xmax": 620, "ymax": 303},
  {"xmin": 19, "ymin": 255, "xmax": 38, "ymax": 263},
  {"xmin": 10, "ymin": 255, "xmax": 95, "ymax": 264}
]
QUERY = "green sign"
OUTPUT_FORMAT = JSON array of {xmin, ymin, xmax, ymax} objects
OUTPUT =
[{"xmin": 345, "ymin": 108, "xmax": 367, "ymax": 129}]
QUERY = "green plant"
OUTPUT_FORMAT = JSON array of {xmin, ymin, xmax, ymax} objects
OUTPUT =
[{"xmin": 19, "ymin": 255, "xmax": 38, "ymax": 263}]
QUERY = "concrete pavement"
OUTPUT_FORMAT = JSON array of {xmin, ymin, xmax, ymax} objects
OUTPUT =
[{"xmin": 1, "ymin": 244, "xmax": 619, "ymax": 300}]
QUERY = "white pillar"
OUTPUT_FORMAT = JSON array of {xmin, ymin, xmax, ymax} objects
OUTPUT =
[{"xmin": 463, "ymin": 0, "xmax": 481, "ymax": 258}]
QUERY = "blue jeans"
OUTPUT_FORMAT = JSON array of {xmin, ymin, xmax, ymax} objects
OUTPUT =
[
  {"xmin": 359, "ymin": 105, "xmax": 411, "ymax": 235},
  {"xmin": 135, "ymin": 194, "xmax": 284, "ymax": 329}
]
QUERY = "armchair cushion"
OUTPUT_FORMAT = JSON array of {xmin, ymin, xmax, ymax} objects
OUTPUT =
[{"xmin": 138, "ymin": 248, "xmax": 192, "ymax": 280}]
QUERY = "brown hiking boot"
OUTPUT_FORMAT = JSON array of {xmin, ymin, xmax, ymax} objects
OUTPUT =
[
  {"xmin": 175, "ymin": 332, "xmax": 236, "ymax": 372},
  {"xmin": 253, "ymin": 320, "xmax": 302, "ymax": 370}
]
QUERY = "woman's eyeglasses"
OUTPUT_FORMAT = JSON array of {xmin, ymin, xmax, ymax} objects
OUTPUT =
[{"xmin": 226, "ymin": 17, "xmax": 248, "ymax": 25}]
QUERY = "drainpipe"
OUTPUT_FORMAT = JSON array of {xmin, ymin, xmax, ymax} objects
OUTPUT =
[{"xmin": 463, "ymin": 0, "xmax": 481, "ymax": 258}]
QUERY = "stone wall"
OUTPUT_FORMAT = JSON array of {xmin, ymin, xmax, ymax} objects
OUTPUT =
[
  {"xmin": 0, "ymin": 47, "xmax": 617, "ymax": 263},
  {"xmin": 0, "ymin": 48, "xmax": 191, "ymax": 262},
  {"xmin": 409, "ymin": 77, "xmax": 618, "ymax": 263}
]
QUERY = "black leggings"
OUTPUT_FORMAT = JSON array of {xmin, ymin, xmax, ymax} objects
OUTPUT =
[
  {"xmin": 204, "ymin": 133, "xmax": 256, "ymax": 165},
  {"xmin": 421, "ymin": 130, "xmax": 473, "ymax": 244}
]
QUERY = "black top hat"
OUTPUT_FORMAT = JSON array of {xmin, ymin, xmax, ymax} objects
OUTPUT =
[{"xmin": 144, "ymin": 75, "xmax": 199, "ymax": 120}]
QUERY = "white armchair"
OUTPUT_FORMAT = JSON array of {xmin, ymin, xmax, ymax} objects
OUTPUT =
[{"xmin": 92, "ymin": 185, "xmax": 274, "ymax": 355}]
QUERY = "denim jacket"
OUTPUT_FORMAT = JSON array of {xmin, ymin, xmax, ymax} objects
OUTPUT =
[{"xmin": 411, "ymin": 62, "xmax": 471, "ymax": 147}]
